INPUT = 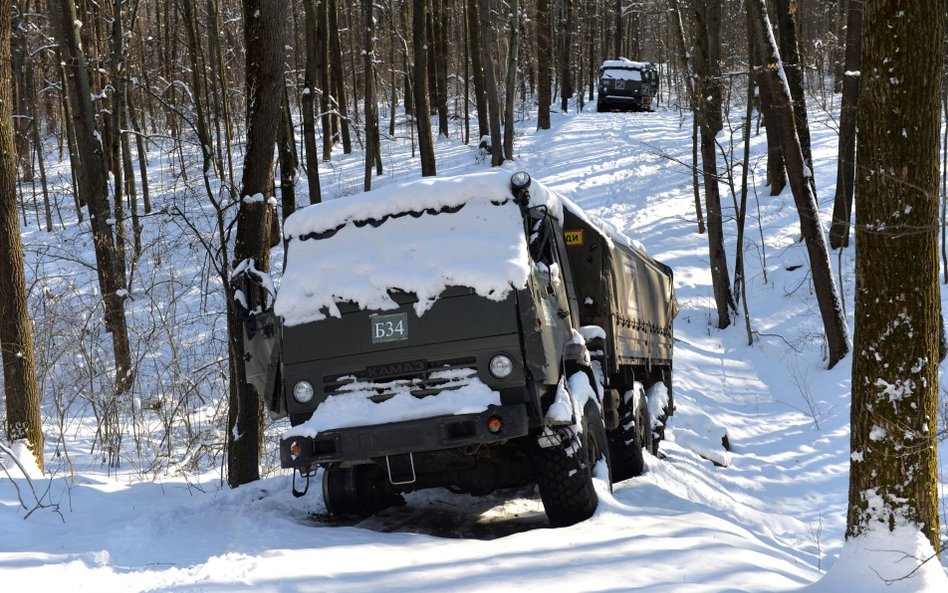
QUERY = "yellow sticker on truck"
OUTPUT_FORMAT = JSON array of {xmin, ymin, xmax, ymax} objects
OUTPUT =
[{"xmin": 565, "ymin": 229, "xmax": 584, "ymax": 246}]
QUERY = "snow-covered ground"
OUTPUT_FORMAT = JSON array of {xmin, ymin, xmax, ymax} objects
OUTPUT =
[{"xmin": 2, "ymin": 95, "xmax": 947, "ymax": 592}]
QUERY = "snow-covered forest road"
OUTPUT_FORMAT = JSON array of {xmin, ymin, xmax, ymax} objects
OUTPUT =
[{"xmin": 3, "ymin": 102, "xmax": 945, "ymax": 592}]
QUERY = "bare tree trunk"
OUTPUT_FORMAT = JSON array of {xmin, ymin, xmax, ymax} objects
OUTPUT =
[
  {"xmin": 318, "ymin": 0, "xmax": 332, "ymax": 161},
  {"xmin": 1, "ymin": 0, "xmax": 44, "ymax": 471},
  {"xmin": 302, "ymin": 0, "xmax": 322, "ymax": 204},
  {"xmin": 412, "ymin": 0, "xmax": 436, "ymax": 176},
  {"xmin": 669, "ymin": 0, "xmax": 704, "ymax": 234},
  {"xmin": 329, "ymin": 0, "xmax": 352, "ymax": 154},
  {"xmin": 829, "ymin": 0, "xmax": 862, "ymax": 249},
  {"xmin": 50, "ymin": 0, "xmax": 133, "ymax": 393},
  {"xmin": 11, "ymin": 3, "xmax": 32, "ymax": 182},
  {"xmin": 479, "ymin": 0, "xmax": 503, "ymax": 165},
  {"xmin": 278, "ymin": 81, "xmax": 298, "ymax": 221},
  {"xmin": 848, "ymin": 0, "xmax": 943, "ymax": 554},
  {"xmin": 560, "ymin": 0, "xmax": 574, "ymax": 113},
  {"xmin": 433, "ymin": 0, "xmax": 449, "ymax": 138},
  {"xmin": 773, "ymin": 0, "xmax": 814, "ymax": 192},
  {"xmin": 467, "ymin": 0, "xmax": 489, "ymax": 139},
  {"xmin": 180, "ymin": 0, "xmax": 216, "ymax": 175},
  {"xmin": 749, "ymin": 0, "xmax": 850, "ymax": 368},
  {"xmin": 693, "ymin": 0, "xmax": 734, "ymax": 329},
  {"xmin": 503, "ymin": 0, "xmax": 521, "ymax": 159},
  {"xmin": 537, "ymin": 0, "xmax": 551, "ymax": 130},
  {"xmin": 228, "ymin": 0, "xmax": 286, "ymax": 488},
  {"xmin": 363, "ymin": 0, "xmax": 378, "ymax": 191}
]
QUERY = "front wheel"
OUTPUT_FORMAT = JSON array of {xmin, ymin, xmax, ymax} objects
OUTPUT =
[
  {"xmin": 532, "ymin": 399, "xmax": 610, "ymax": 527},
  {"xmin": 322, "ymin": 463, "xmax": 401, "ymax": 518}
]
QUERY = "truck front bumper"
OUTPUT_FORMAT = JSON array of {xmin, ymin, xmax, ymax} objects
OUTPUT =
[{"xmin": 279, "ymin": 404, "xmax": 530, "ymax": 469}]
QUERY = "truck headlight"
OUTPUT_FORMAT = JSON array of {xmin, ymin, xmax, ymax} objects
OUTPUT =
[
  {"xmin": 489, "ymin": 354, "xmax": 514, "ymax": 379},
  {"xmin": 293, "ymin": 380, "xmax": 315, "ymax": 404},
  {"xmin": 510, "ymin": 171, "xmax": 531, "ymax": 191}
]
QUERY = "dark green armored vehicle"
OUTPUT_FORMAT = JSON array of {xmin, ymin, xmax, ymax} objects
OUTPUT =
[
  {"xmin": 597, "ymin": 58, "xmax": 660, "ymax": 112},
  {"xmin": 236, "ymin": 170, "xmax": 677, "ymax": 527}
]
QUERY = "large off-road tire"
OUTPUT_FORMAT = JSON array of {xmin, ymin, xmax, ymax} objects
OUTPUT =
[
  {"xmin": 322, "ymin": 463, "xmax": 401, "ymax": 518},
  {"xmin": 607, "ymin": 384, "xmax": 653, "ymax": 483},
  {"xmin": 533, "ymin": 399, "xmax": 610, "ymax": 528}
]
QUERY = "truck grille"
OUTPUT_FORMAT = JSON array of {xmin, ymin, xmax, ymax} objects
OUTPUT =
[{"xmin": 323, "ymin": 357, "xmax": 479, "ymax": 402}]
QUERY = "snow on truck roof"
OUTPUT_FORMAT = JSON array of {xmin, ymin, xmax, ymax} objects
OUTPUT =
[
  {"xmin": 274, "ymin": 169, "xmax": 645, "ymax": 327},
  {"xmin": 599, "ymin": 58, "xmax": 653, "ymax": 70}
]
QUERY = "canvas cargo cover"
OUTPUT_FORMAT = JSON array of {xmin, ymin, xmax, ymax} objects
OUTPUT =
[{"xmin": 561, "ymin": 206, "xmax": 677, "ymax": 367}]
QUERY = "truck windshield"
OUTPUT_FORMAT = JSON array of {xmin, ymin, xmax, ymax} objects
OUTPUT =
[
  {"xmin": 601, "ymin": 67, "xmax": 643, "ymax": 81},
  {"xmin": 274, "ymin": 198, "xmax": 531, "ymax": 326}
]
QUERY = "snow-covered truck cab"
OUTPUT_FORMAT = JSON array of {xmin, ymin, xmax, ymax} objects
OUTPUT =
[
  {"xmin": 238, "ymin": 170, "xmax": 677, "ymax": 527},
  {"xmin": 597, "ymin": 58, "xmax": 659, "ymax": 112}
]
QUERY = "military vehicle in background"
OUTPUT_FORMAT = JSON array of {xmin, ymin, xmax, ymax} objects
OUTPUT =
[
  {"xmin": 597, "ymin": 58, "xmax": 660, "ymax": 112},
  {"xmin": 235, "ymin": 170, "xmax": 677, "ymax": 527}
]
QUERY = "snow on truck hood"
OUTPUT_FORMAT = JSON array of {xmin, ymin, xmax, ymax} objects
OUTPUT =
[{"xmin": 274, "ymin": 170, "xmax": 563, "ymax": 326}]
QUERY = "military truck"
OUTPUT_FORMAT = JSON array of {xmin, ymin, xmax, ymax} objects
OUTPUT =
[
  {"xmin": 235, "ymin": 170, "xmax": 677, "ymax": 527},
  {"xmin": 597, "ymin": 58, "xmax": 659, "ymax": 112}
]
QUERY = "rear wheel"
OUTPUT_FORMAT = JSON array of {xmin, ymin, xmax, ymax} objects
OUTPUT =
[
  {"xmin": 533, "ymin": 399, "xmax": 610, "ymax": 527},
  {"xmin": 607, "ymin": 385, "xmax": 652, "ymax": 482}
]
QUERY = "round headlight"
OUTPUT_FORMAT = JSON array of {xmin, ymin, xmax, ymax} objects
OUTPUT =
[
  {"xmin": 293, "ymin": 381, "xmax": 315, "ymax": 404},
  {"xmin": 510, "ymin": 171, "xmax": 531, "ymax": 191},
  {"xmin": 489, "ymin": 354, "xmax": 514, "ymax": 379}
]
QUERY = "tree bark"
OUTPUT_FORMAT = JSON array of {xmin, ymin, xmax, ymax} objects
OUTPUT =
[
  {"xmin": 536, "ymin": 0, "xmax": 551, "ymax": 130},
  {"xmin": 773, "ymin": 0, "xmax": 814, "ymax": 193},
  {"xmin": 317, "ymin": 0, "xmax": 332, "ymax": 161},
  {"xmin": 1, "ymin": 0, "xmax": 44, "ymax": 471},
  {"xmin": 749, "ymin": 0, "xmax": 850, "ymax": 368},
  {"xmin": 328, "ymin": 0, "xmax": 352, "ymax": 154},
  {"xmin": 228, "ymin": 0, "xmax": 286, "ymax": 488},
  {"xmin": 302, "ymin": 0, "xmax": 322, "ymax": 204},
  {"xmin": 669, "ymin": 0, "xmax": 704, "ymax": 234},
  {"xmin": 503, "ymin": 0, "xmax": 521, "ymax": 159},
  {"xmin": 847, "ymin": 0, "xmax": 944, "ymax": 553},
  {"xmin": 412, "ymin": 0, "xmax": 436, "ymax": 176},
  {"xmin": 560, "ymin": 0, "xmax": 574, "ymax": 113},
  {"xmin": 50, "ymin": 0, "xmax": 133, "ymax": 393},
  {"xmin": 479, "ymin": 0, "xmax": 503, "ymax": 165},
  {"xmin": 692, "ymin": 0, "xmax": 734, "ymax": 329},
  {"xmin": 467, "ymin": 0, "xmax": 489, "ymax": 139},
  {"xmin": 829, "ymin": 0, "xmax": 862, "ymax": 249},
  {"xmin": 363, "ymin": 0, "xmax": 378, "ymax": 191},
  {"xmin": 432, "ymin": 0, "xmax": 449, "ymax": 138}
]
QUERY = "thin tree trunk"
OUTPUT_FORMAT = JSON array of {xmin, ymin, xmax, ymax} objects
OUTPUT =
[
  {"xmin": 669, "ymin": 0, "xmax": 704, "ymax": 234},
  {"xmin": 479, "ymin": 0, "xmax": 503, "ymax": 165},
  {"xmin": 560, "ymin": 0, "xmax": 573, "ymax": 113},
  {"xmin": 50, "ymin": 0, "xmax": 133, "ymax": 393},
  {"xmin": 749, "ymin": 0, "xmax": 850, "ymax": 368},
  {"xmin": 467, "ymin": 0, "xmax": 489, "ymax": 139},
  {"xmin": 302, "ymin": 0, "xmax": 322, "ymax": 203},
  {"xmin": 278, "ymin": 81, "xmax": 298, "ymax": 223},
  {"xmin": 773, "ymin": 0, "xmax": 814, "ymax": 192},
  {"xmin": 412, "ymin": 0, "xmax": 436, "ymax": 176},
  {"xmin": 693, "ymin": 0, "xmax": 734, "ymax": 329},
  {"xmin": 329, "ymin": 0, "xmax": 352, "ymax": 154},
  {"xmin": 829, "ymin": 0, "xmax": 862, "ymax": 249},
  {"xmin": 537, "ymin": 0, "xmax": 551, "ymax": 130},
  {"xmin": 318, "ymin": 0, "xmax": 332, "ymax": 161},
  {"xmin": 363, "ymin": 0, "xmax": 377, "ymax": 191},
  {"xmin": 503, "ymin": 0, "xmax": 521, "ymax": 159},
  {"xmin": 433, "ymin": 0, "xmax": 449, "ymax": 138}
]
